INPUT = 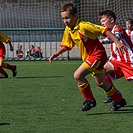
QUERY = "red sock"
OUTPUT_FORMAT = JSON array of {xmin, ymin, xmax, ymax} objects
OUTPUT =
[
  {"xmin": 105, "ymin": 75, "xmax": 113, "ymax": 85},
  {"xmin": 106, "ymin": 86, "xmax": 122, "ymax": 103},
  {"xmin": 0, "ymin": 66, "xmax": 7, "ymax": 75},
  {"xmin": 3, "ymin": 63, "xmax": 15, "ymax": 70},
  {"xmin": 78, "ymin": 82, "xmax": 95, "ymax": 101}
]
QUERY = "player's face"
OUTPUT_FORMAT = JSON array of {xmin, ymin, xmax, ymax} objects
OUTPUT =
[
  {"xmin": 61, "ymin": 11, "xmax": 78, "ymax": 30},
  {"xmin": 100, "ymin": 15, "xmax": 114, "ymax": 29},
  {"xmin": 126, "ymin": 21, "xmax": 133, "ymax": 30}
]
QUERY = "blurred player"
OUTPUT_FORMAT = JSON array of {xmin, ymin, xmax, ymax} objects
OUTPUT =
[
  {"xmin": 99, "ymin": 10, "xmax": 133, "ymax": 103},
  {"xmin": 49, "ymin": 3, "xmax": 126, "ymax": 111},
  {"xmin": 125, "ymin": 18, "xmax": 133, "ymax": 44},
  {"xmin": 0, "ymin": 32, "xmax": 17, "ymax": 78}
]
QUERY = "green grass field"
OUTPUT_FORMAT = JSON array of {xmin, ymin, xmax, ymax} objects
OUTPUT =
[{"xmin": 0, "ymin": 61, "xmax": 133, "ymax": 133}]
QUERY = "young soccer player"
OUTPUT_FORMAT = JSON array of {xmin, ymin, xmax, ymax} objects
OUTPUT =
[
  {"xmin": 0, "ymin": 32, "xmax": 17, "ymax": 78},
  {"xmin": 99, "ymin": 10, "xmax": 133, "ymax": 103},
  {"xmin": 49, "ymin": 3, "xmax": 127, "ymax": 111},
  {"xmin": 125, "ymin": 18, "xmax": 133, "ymax": 44}
]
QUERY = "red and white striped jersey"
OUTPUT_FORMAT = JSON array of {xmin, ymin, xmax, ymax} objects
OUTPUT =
[
  {"xmin": 125, "ymin": 29, "xmax": 133, "ymax": 44},
  {"xmin": 103, "ymin": 25, "xmax": 133, "ymax": 64}
]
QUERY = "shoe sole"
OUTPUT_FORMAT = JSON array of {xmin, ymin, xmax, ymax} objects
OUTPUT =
[
  {"xmin": 80, "ymin": 101, "xmax": 96, "ymax": 111},
  {"xmin": 12, "ymin": 66, "xmax": 17, "ymax": 77},
  {"xmin": 110, "ymin": 100, "xmax": 127, "ymax": 111}
]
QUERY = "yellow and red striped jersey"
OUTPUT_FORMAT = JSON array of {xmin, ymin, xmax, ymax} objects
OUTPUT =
[
  {"xmin": 60, "ymin": 18, "xmax": 108, "ymax": 61},
  {"xmin": 0, "ymin": 32, "xmax": 10, "ymax": 43}
]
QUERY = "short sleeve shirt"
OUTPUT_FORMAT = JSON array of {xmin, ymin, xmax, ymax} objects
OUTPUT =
[{"xmin": 60, "ymin": 18, "xmax": 108, "ymax": 61}]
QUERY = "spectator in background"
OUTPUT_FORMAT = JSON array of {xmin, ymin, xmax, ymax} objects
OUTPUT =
[
  {"xmin": 16, "ymin": 44, "xmax": 23, "ymax": 58},
  {"xmin": 125, "ymin": 18, "xmax": 133, "ymax": 44},
  {"xmin": 26, "ymin": 44, "xmax": 35, "ymax": 58},
  {"xmin": 35, "ymin": 46, "xmax": 43, "ymax": 58}
]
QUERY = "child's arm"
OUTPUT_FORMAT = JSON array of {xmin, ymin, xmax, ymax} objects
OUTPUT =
[
  {"xmin": 49, "ymin": 47, "xmax": 68, "ymax": 63},
  {"xmin": 0, "ymin": 32, "xmax": 14, "ymax": 51},
  {"xmin": 100, "ymin": 32, "xmax": 122, "ymax": 44},
  {"xmin": 131, "ymin": 32, "xmax": 133, "ymax": 44},
  {"xmin": 99, "ymin": 37, "xmax": 112, "ymax": 44},
  {"xmin": 105, "ymin": 30, "xmax": 126, "ymax": 54},
  {"xmin": 8, "ymin": 41, "xmax": 14, "ymax": 51}
]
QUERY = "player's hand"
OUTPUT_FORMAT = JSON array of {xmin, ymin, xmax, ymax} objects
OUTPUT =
[
  {"xmin": 8, "ymin": 41, "xmax": 14, "ymax": 51},
  {"xmin": 10, "ymin": 45, "xmax": 14, "ymax": 51},
  {"xmin": 49, "ymin": 47, "xmax": 67, "ymax": 63},
  {"xmin": 49, "ymin": 53, "xmax": 59, "ymax": 63},
  {"xmin": 99, "ymin": 39, "xmax": 103, "ymax": 43},
  {"xmin": 116, "ymin": 41, "xmax": 126, "ymax": 54},
  {"xmin": 49, "ymin": 55, "xmax": 54, "ymax": 63}
]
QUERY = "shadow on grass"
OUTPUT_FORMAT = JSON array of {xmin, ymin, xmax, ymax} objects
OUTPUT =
[
  {"xmin": 15, "ymin": 76, "xmax": 63, "ymax": 79},
  {"xmin": 0, "ymin": 123, "xmax": 10, "ymax": 126},
  {"xmin": 87, "ymin": 105, "xmax": 133, "ymax": 115},
  {"xmin": 126, "ymin": 105, "xmax": 133, "ymax": 107},
  {"xmin": 87, "ymin": 111, "xmax": 133, "ymax": 116}
]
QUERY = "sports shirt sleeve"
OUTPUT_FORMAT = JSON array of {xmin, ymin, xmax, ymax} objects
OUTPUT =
[
  {"xmin": 102, "ymin": 32, "xmax": 122, "ymax": 44},
  {"xmin": 0, "ymin": 32, "xmax": 10, "ymax": 43},
  {"xmin": 79, "ymin": 22, "xmax": 108, "ymax": 39},
  {"xmin": 60, "ymin": 27, "xmax": 75, "ymax": 50},
  {"xmin": 102, "ymin": 37, "xmax": 112, "ymax": 44},
  {"xmin": 131, "ymin": 31, "xmax": 133, "ymax": 44}
]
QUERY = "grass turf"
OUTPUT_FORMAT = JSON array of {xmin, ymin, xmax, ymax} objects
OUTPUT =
[{"xmin": 0, "ymin": 61, "xmax": 133, "ymax": 133}]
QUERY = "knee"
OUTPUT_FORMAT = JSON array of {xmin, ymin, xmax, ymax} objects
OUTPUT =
[
  {"xmin": 97, "ymin": 81, "xmax": 104, "ymax": 88},
  {"xmin": 1, "ymin": 62, "xmax": 5, "ymax": 67},
  {"xmin": 0, "ymin": 61, "xmax": 2, "ymax": 66},
  {"xmin": 74, "ymin": 71, "xmax": 80, "ymax": 81}
]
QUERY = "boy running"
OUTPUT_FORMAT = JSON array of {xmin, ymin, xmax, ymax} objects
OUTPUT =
[
  {"xmin": 99, "ymin": 10, "xmax": 133, "ymax": 103},
  {"xmin": 0, "ymin": 32, "xmax": 17, "ymax": 78},
  {"xmin": 49, "ymin": 3, "xmax": 126, "ymax": 111}
]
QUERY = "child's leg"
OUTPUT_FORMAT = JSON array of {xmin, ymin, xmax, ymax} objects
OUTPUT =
[
  {"xmin": 74, "ymin": 65, "xmax": 96, "ymax": 111},
  {"xmin": 105, "ymin": 75, "xmax": 113, "ymax": 85},
  {"xmin": 104, "ymin": 75, "xmax": 122, "ymax": 103},
  {"xmin": 78, "ymin": 81, "xmax": 95, "ymax": 101},
  {"xmin": 94, "ymin": 74, "xmax": 123, "ymax": 103},
  {"xmin": 2, "ymin": 62, "xmax": 15, "ymax": 70},
  {"xmin": 78, "ymin": 81, "xmax": 96, "ymax": 111},
  {"xmin": 94, "ymin": 74, "xmax": 126, "ymax": 110},
  {"xmin": 0, "ymin": 66, "xmax": 8, "ymax": 77},
  {"xmin": 0, "ymin": 58, "xmax": 8, "ymax": 77},
  {"xmin": 74, "ymin": 64, "xmax": 95, "ymax": 101},
  {"xmin": 103, "ymin": 75, "xmax": 114, "ymax": 103},
  {"xmin": 2, "ymin": 62, "xmax": 17, "ymax": 77},
  {"xmin": 105, "ymin": 85, "xmax": 122, "ymax": 103}
]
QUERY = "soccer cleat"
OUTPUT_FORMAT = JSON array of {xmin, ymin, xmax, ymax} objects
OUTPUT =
[
  {"xmin": 0, "ymin": 74, "xmax": 8, "ymax": 78},
  {"xmin": 12, "ymin": 66, "xmax": 17, "ymax": 77},
  {"xmin": 80, "ymin": 100, "xmax": 96, "ymax": 111},
  {"xmin": 104, "ymin": 97, "xmax": 113, "ymax": 103},
  {"xmin": 110, "ymin": 98, "xmax": 127, "ymax": 111}
]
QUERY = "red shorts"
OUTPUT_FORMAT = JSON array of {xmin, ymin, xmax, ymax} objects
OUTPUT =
[
  {"xmin": 82, "ymin": 52, "xmax": 107, "ymax": 76},
  {"xmin": 107, "ymin": 60, "xmax": 133, "ymax": 81}
]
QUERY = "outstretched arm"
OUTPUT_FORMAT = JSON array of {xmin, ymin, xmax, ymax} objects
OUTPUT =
[
  {"xmin": 8, "ymin": 41, "xmax": 14, "ymax": 51},
  {"xmin": 49, "ymin": 47, "xmax": 68, "ymax": 63},
  {"xmin": 99, "ymin": 37, "xmax": 112, "ymax": 44},
  {"xmin": 105, "ymin": 30, "xmax": 126, "ymax": 54},
  {"xmin": 100, "ymin": 32, "xmax": 122, "ymax": 44}
]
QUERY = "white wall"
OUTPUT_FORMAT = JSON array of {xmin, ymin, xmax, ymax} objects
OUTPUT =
[{"xmin": 5, "ymin": 42, "xmax": 111, "ymax": 59}]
